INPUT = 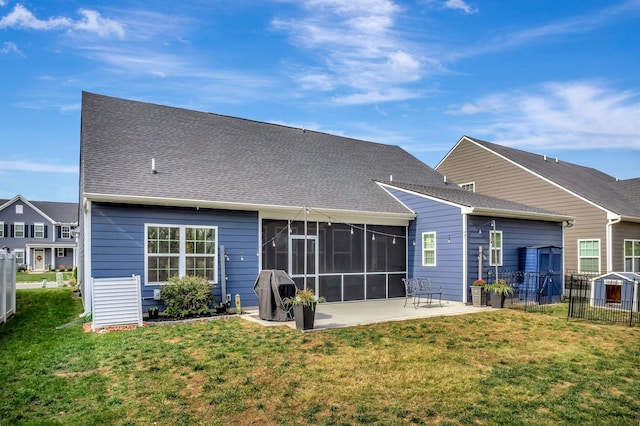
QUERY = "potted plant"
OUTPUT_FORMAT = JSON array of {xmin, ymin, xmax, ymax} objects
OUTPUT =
[
  {"xmin": 148, "ymin": 306, "xmax": 159, "ymax": 319},
  {"xmin": 470, "ymin": 279, "xmax": 486, "ymax": 307},
  {"xmin": 485, "ymin": 279, "xmax": 514, "ymax": 308},
  {"xmin": 284, "ymin": 288, "xmax": 325, "ymax": 330}
]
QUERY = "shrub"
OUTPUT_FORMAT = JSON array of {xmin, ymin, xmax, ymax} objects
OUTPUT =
[
  {"xmin": 66, "ymin": 266, "xmax": 72, "ymax": 272},
  {"xmin": 160, "ymin": 275, "xmax": 214, "ymax": 318},
  {"xmin": 58, "ymin": 265, "xmax": 65, "ymax": 272}
]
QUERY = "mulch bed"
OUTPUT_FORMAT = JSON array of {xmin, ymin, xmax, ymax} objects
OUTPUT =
[{"xmin": 83, "ymin": 311, "xmax": 244, "ymax": 333}]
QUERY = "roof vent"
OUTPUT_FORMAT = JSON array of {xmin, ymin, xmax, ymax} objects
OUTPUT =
[
  {"xmin": 444, "ymin": 175, "xmax": 447, "ymax": 183},
  {"xmin": 389, "ymin": 174, "xmax": 393, "ymax": 182},
  {"xmin": 543, "ymin": 154, "xmax": 547, "ymax": 161},
  {"xmin": 555, "ymin": 157, "xmax": 558, "ymax": 163},
  {"xmin": 151, "ymin": 158, "xmax": 157, "ymax": 174}
]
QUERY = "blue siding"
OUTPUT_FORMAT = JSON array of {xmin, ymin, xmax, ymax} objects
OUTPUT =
[
  {"xmin": 386, "ymin": 188, "xmax": 465, "ymax": 301},
  {"xmin": 91, "ymin": 203, "xmax": 260, "ymax": 308},
  {"xmin": 467, "ymin": 216, "xmax": 563, "ymax": 288}
]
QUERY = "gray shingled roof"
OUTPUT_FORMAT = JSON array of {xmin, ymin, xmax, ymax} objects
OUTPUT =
[
  {"xmin": 80, "ymin": 92, "xmax": 451, "ymax": 215},
  {"xmin": 31, "ymin": 201, "xmax": 78, "ymax": 224},
  {"xmin": 0, "ymin": 197, "xmax": 77, "ymax": 224},
  {"xmin": 381, "ymin": 181, "xmax": 571, "ymax": 221},
  {"xmin": 466, "ymin": 137, "xmax": 640, "ymax": 219}
]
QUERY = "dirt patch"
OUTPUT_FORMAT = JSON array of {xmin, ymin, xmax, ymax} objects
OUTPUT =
[{"xmin": 83, "ymin": 322, "xmax": 143, "ymax": 333}]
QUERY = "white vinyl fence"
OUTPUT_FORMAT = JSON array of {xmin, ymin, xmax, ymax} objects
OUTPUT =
[
  {"xmin": 0, "ymin": 253, "xmax": 17, "ymax": 324},
  {"xmin": 91, "ymin": 275, "xmax": 142, "ymax": 331}
]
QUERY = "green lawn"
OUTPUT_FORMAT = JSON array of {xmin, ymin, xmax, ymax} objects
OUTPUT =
[
  {"xmin": 16, "ymin": 271, "xmax": 73, "ymax": 283},
  {"xmin": 1, "ymin": 289, "xmax": 639, "ymax": 425}
]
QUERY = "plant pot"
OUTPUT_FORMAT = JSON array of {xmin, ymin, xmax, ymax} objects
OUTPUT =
[
  {"xmin": 293, "ymin": 303, "xmax": 316, "ymax": 330},
  {"xmin": 471, "ymin": 286, "xmax": 486, "ymax": 307},
  {"xmin": 148, "ymin": 310, "xmax": 159, "ymax": 319},
  {"xmin": 490, "ymin": 293, "xmax": 505, "ymax": 309}
]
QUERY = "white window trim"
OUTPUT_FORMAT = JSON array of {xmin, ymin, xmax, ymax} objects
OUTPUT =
[
  {"xmin": 14, "ymin": 249, "xmax": 24, "ymax": 264},
  {"xmin": 14, "ymin": 222, "xmax": 25, "ymax": 238},
  {"xmin": 578, "ymin": 239, "xmax": 600, "ymax": 274},
  {"xmin": 16, "ymin": 204, "xmax": 23, "ymax": 214},
  {"xmin": 459, "ymin": 182, "xmax": 475, "ymax": 192},
  {"xmin": 57, "ymin": 248, "xmax": 65, "ymax": 257},
  {"xmin": 34, "ymin": 222, "xmax": 45, "ymax": 239},
  {"xmin": 0, "ymin": 221, "xmax": 3, "ymax": 238},
  {"xmin": 144, "ymin": 223, "xmax": 218, "ymax": 286},
  {"xmin": 61, "ymin": 225, "xmax": 71, "ymax": 239},
  {"xmin": 624, "ymin": 239, "xmax": 640, "ymax": 273},
  {"xmin": 489, "ymin": 230, "xmax": 503, "ymax": 266},
  {"xmin": 422, "ymin": 231, "xmax": 436, "ymax": 266}
]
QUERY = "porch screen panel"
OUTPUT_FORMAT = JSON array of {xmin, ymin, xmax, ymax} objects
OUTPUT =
[
  {"xmin": 318, "ymin": 223, "xmax": 364, "ymax": 273},
  {"xmin": 319, "ymin": 275, "xmax": 341, "ymax": 302},
  {"xmin": 366, "ymin": 274, "xmax": 386, "ymax": 299},
  {"xmin": 343, "ymin": 275, "xmax": 365, "ymax": 301},
  {"xmin": 388, "ymin": 274, "xmax": 406, "ymax": 298},
  {"xmin": 262, "ymin": 220, "xmax": 288, "ymax": 270},
  {"xmin": 366, "ymin": 225, "xmax": 406, "ymax": 272}
]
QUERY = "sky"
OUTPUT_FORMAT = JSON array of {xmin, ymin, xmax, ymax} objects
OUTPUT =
[{"xmin": 1, "ymin": 0, "xmax": 639, "ymax": 203}]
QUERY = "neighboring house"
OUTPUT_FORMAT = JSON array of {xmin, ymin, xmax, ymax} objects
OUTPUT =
[
  {"xmin": 0, "ymin": 195, "xmax": 78, "ymax": 271},
  {"xmin": 78, "ymin": 92, "xmax": 570, "ymax": 312},
  {"xmin": 436, "ymin": 136, "xmax": 640, "ymax": 275}
]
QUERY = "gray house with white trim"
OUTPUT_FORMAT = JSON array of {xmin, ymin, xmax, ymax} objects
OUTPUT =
[{"xmin": 78, "ymin": 92, "xmax": 571, "ymax": 312}]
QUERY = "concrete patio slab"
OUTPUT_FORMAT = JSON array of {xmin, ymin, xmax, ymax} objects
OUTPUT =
[{"xmin": 243, "ymin": 298, "xmax": 492, "ymax": 331}]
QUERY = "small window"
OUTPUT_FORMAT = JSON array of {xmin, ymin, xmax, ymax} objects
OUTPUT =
[
  {"xmin": 16, "ymin": 204, "xmax": 23, "ymax": 214},
  {"xmin": 61, "ymin": 226, "xmax": 71, "ymax": 239},
  {"xmin": 422, "ymin": 232, "xmax": 436, "ymax": 266},
  {"xmin": 0, "ymin": 221, "xmax": 3, "ymax": 238},
  {"xmin": 579, "ymin": 240, "xmax": 600, "ymax": 273},
  {"xmin": 14, "ymin": 249, "xmax": 24, "ymax": 265},
  {"xmin": 490, "ymin": 230, "xmax": 503, "ymax": 266},
  {"xmin": 459, "ymin": 182, "xmax": 475, "ymax": 192},
  {"xmin": 14, "ymin": 222, "xmax": 25, "ymax": 238},
  {"xmin": 34, "ymin": 223, "xmax": 45, "ymax": 239},
  {"xmin": 57, "ymin": 248, "xmax": 66, "ymax": 257}
]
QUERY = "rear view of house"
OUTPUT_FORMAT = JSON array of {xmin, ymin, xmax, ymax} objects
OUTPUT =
[{"xmin": 78, "ymin": 93, "xmax": 571, "ymax": 314}]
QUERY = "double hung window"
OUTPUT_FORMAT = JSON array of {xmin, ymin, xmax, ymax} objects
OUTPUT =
[
  {"xmin": 490, "ymin": 230, "xmax": 503, "ymax": 266},
  {"xmin": 146, "ymin": 224, "xmax": 217, "ymax": 284},
  {"xmin": 422, "ymin": 232, "xmax": 436, "ymax": 266},
  {"xmin": 578, "ymin": 240, "xmax": 600, "ymax": 273}
]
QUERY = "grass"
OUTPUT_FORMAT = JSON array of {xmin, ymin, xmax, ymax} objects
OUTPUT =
[
  {"xmin": 16, "ymin": 271, "xmax": 73, "ymax": 283},
  {"xmin": 1, "ymin": 289, "xmax": 639, "ymax": 425}
]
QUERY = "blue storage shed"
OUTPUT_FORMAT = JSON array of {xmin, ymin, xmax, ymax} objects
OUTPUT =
[
  {"xmin": 590, "ymin": 272, "xmax": 640, "ymax": 311},
  {"xmin": 518, "ymin": 245, "xmax": 563, "ymax": 303}
]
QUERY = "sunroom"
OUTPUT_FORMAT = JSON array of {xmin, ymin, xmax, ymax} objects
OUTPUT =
[{"xmin": 261, "ymin": 218, "xmax": 407, "ymax": 303}]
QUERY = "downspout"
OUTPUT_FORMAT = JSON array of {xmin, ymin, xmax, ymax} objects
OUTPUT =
[
  {"xmin": 462, "ymin": 213, "xmax": 468, "ymax": 303},
  {"xmin": 606, "ymin": 216, "xmax": 622, "ymax": 273},
  {"xmin": 80, "ymin": 198, "xmax": 92, "ymax": 317}
]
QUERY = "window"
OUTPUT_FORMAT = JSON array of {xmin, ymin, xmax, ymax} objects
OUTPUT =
[
  {"xmin": 61, "ymin": 226, "xmax": 71, "ymax": 239},
  {"xmin": 14, "ymin": 222, "xmax": 25, "ymax": 238},
  {"xmin": 34, "ymin": 223, "xmax": 45, "ymax": 239},
  {"xmin": 14, "ymin": 249, "xmax": 24, "ymax": 265},
  {"xmin": 145, "ymin": 224, "xmax": 217, "ymax": 285},
  {"xmin": 422, "ymin": 232, "xmax": 436, "ymax": 266},
  {"xmin": 459, "ymin": 182, "xmax": 475, "ymax": 192},
  {"xmin": 57, "ymin": 248, "xmax": 65, "ymax": 257},
  {"xmin": 490, "ymin": 230, "xmax": 503, "ymax": 266},
  {"xmin": 578, "ymin": 240, "xmax": 600, "ymax": 273},
  {"xmin": 624, "ymin": 240, "xmax": 640, "ymax": 272},
  {"xmin": 0, "ymin": 222, "xmax": 3, "ymax": 238},
  {"xmin": 16, "ymin": 204, "xmax": 23, "ymax": 214}
]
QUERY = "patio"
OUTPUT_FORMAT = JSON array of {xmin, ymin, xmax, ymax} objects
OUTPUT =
[{"xmin": 243, "ymin": 298, "xmax": 492, "ymax": 331}]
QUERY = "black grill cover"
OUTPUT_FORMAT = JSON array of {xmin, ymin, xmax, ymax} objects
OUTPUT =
[{"xmin": 253, "ymin": 270, "xmax": 298, "ymax": 321}]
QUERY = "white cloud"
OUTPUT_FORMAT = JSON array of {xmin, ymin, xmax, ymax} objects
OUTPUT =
[
  {"xmin": 272, "ymin": 0, "xmax": 441, "ymax": 104},
  {"xmin": 0, "ymin": 161, "xmax": 78, "ymax": 173},
  {"xmin": 443, "ymin": 0, "xmax": 477, "ymax": 14},
  {"xmin": 0, "ymin": 4, "xmax": 124, "ymax": 38},
  {"xmin": 448, "ymin": 81, "xmax": 640, "ymax": 149},
  {"xmin": 0, "ymin": 1, "xmax": 7, "ymax": 7},
  {"xmin": 1, "ymin": 41, "xmax": 23, "ymax": 56}
]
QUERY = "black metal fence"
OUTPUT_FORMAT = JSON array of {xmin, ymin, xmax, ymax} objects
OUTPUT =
[
  {"xmin": 484, "ymin": 270, "xmax": 555, "ymax": 312},
  {"xmin": 566, "ymin": 271, "xmax": 640, "ymax": 326}
]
